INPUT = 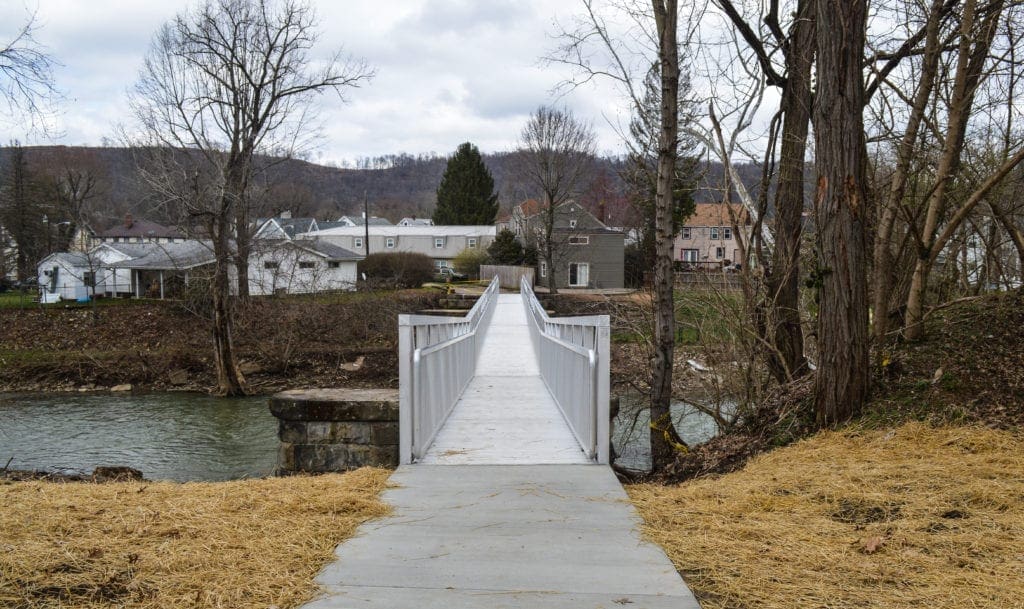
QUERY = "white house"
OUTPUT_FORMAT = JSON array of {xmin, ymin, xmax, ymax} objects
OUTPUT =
[
  {"xmin": 302, "ymin": 225, "xmax": 496, "ymax": 271},
  {"xmin": 253, "ymin": 216, "xmax": 320, "ymax": 240},
  {"xmin": 248, "ymin": 239, "xmax": 363, "ymax": 295},
  {"xmin": 37, "ymin": 252, "xmax": 95, "ymax": 302},
  {"xmin": 398, "ymin": 217, "xmax": 433, "ymax": 227}
]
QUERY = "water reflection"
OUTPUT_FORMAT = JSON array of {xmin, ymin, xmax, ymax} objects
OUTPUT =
[
  {"xmin": 0, "ymin": 393, "xmax": 276, "ymax": 481},
  {"xmin": 612, "ymin": 392, "xmax": 729, "ymax": 473}
]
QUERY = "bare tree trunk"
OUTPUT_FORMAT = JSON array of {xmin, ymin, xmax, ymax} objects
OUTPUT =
[
  {"xmin": 211, "ymin": 213, "xmax": 245, "ymax": 397},
  {"xmin": 235, "ymin": 205, "xmax": 251, "ymax": 298},
  {"xmin": 649, "ymin": 0, "xmax": 680, "ymax": 470},
  {"xmin": 765, "ymin": 0, "xmax": 815, "ymax": 383},
  {"xmin": 812, "ymin": 0, "xmax": 870, "ymax": 425}
]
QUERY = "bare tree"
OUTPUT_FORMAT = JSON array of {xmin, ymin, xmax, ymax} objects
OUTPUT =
[
  {"xmin": 516, "ymin": 106, "xmax": 597, "ymax": 295},
  {"xmin": 128, "ymin": 0, "xmax": 374, "ymax": 396},
  {"xmin": 811, "ymin": 0, "xmax": 870, "ymax": 425},
  {"xmin": 0, "ymin": 8, "xmax": 59, "ymax": 133}
]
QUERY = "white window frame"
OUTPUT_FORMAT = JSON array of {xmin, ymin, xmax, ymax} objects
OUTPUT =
[
  {"xmin": 467, "ymin": 237, "xmax": 477, "ymax": 249},
  {"xmin": 298, "ymin": 260, "xmax": 316, "ymax": 269},
  {"xmin": 681, "ymin": 227, "xmax": 692, "ymax": 240},
  {"xmin": 569, "ymin": 219, "xmax": 577, "ymax": 229},
  {"xmin": 539, "ymin": 260, "xmax": 547, "ymax": 278},
  {"xmin": 681, "ymin": 248, "xmax": 700, "ymax": 262},
  {"xmin": 434, "ymin": 237, "xmax": 445, "ymax": 249},
  {"xmin": 715, "ymin": 246, "xmax": 725, "ymax": 259},
  {"xmin": 386, "ymin": 237, "xmax": 395, "ymax": 249},
  {"xmin": 723, "ymin": 227, "xmax": 732, "ymax": 240},
  {"xmin": 710, "ymin": 227, "xmax": 720, "ymax": 240},
  {"xmin": 354, "ymin": 237, "xmax": 363, "ymax": 249},
  {"xmin": 568, "ymin": 262, "xmax": 589, "ymax": 287},
  {"xmin": 568, "ymin": 235, "xmax": 589, "ymax": 245}
]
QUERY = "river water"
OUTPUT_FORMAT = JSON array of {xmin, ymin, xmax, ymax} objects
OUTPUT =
[
  {"xmin": 0, "ymin": 392, "xmax": 276, "ymax": 481},
  {"xmin": 0, "ymin": 391, "xmax": 724, "ymax": 480}
]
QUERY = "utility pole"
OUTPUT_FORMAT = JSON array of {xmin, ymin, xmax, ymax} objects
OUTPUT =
[{"xmin": 363, "ymin": 190, "xmax": 370, "ymax": 256}]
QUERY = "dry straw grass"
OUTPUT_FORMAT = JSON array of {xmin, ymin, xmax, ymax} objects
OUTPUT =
[
  {"xmin": 0, "ymin": 467, "xmax": 391, "ymax": 608},
  {"xmin": 628, "ymin": 423, "xmax": 1024, "ymax": 609}
]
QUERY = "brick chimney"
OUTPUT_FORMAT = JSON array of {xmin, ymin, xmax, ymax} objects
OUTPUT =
[{"xmin": 124, "ymin": 213, "xmax": 134, "ymax": 228}]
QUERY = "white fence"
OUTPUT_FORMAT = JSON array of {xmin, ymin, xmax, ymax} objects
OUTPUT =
[
  {"xmin": 398, "ymin": 276, "xmax": 500, "ymax": 463},
  {"xmin": 480, "ymin": 264, "xmax": 535, "ymax": 290},
  {"xmin": 520, "ymin": 275, "xmax": 611, "ymax": 463}
]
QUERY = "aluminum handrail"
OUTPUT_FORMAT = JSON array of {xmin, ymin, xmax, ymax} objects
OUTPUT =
[
  {"xmin": 398, "ymin": 276, "xmax": 500, "ymax": 463},
  {"xmin": 520, "ymin": 275, "xmax": 610, "ymax": 463}
]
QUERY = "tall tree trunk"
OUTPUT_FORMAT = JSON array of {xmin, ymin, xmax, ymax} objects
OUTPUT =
[
  {"xmin": 765, "ymin": 0, "xmax": 815, "ymax": 383},
  {"xmin": 211, "ymin": 214, "xmax": 246, "ymax": 397},
  {"xmin": 812, "ymin": 0, "xmax": 870, "ymax": 425},
  {"xmin": 871, "ymin": 0, "xmax": 945, "ymax": 343},
  {"xmin": 650, "ymin": 0, "xmax": 680, "ymax": 471}
]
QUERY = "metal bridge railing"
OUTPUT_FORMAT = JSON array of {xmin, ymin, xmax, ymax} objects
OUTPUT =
[
  {"xmin": 520, "ymin": 275, "xmax": 610, "ymax": 463},
  {"xmin": 398, "ymin": 276, "xmax": 500, "ymax": 463}
]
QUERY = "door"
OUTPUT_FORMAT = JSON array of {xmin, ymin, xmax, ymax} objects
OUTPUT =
[{"xmin": 568, "ymin": 262, "xmax": 589, "ymax": 287}]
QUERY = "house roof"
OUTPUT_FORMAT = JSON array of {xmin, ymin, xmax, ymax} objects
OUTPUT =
[
  {"xmin": 40, "ymin": 251, "xmax": 91, "ymax": 268},
  {"xmin": 256, "ymin": 238, "xmax": 363, "ymax": 261},
  {"xmin": 306, "ymin": 225, "xmax": 497, "ymax": 238},
  {"xmin": 96, "ymin": 215, "xmax": 183, "ymax": 239},
  {"xmin": 552, "ymin": 227, "xmax": 624, "ymax": 235},
  {"xmin": 107, "ymin": 241, "xmax": 216, "ymax": 270},
  {"xmin": 338, "ymin": 215, "xmax": 393, "ymax": 226},
  {"xmin": 398, "ymin": 217, "xmax": 433, "ymax": 226},
  {"xmin": 256, "ymin": 217, "xmax": 318, "ymax": 238},
  {"xmin": 685, "ymin": 203, "xmax": 751, "ymax": 227},
  {"xmin": 515, "ymin": 199, "xmax": 542, "ymax": 217}
]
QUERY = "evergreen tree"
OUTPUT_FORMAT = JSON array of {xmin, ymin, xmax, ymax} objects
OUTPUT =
[
  {"xmin": 487, "ymin": 228, "xmax": 524, "ymax": 265},
  {"xmin": 432, "ymin": 142, "xmax": 498, "ymax": 225}
]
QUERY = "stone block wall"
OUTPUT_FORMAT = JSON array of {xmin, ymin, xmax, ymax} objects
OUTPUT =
[{"xmin": 269, "ymin": 388, "xmax": 399, "ymax": 474}]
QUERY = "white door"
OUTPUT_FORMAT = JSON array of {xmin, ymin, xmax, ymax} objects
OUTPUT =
[{"xmin": 569, "ymin": 262, "xmax": 589, "ymax": 287}]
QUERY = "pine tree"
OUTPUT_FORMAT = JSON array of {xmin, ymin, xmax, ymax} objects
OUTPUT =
[
  {"xmin": 432, "ymin": 142, "xmax": 498, "ymax": 225},
  {"xmin": 487, "ymin": 228, "xmax": 524, "ymax": 265}
]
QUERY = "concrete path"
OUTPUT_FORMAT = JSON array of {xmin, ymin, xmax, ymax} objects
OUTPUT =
[
  {"xmin": 305, "ymin": 465, "xmax": 701, "ymax": 609},
  {"xmin": 419, "ymin": 294, "xmax": 587, "ymax": 465}
]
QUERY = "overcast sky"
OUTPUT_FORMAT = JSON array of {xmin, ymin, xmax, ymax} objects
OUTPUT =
[{"xmin": 0, "ymin": 0, "xmax": 636, "ymax": 165}]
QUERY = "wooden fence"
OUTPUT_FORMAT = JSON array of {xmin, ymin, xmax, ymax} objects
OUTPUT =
[{"xmin": 480, "ymin": 265, "xmax": 535, "ymax": 290}]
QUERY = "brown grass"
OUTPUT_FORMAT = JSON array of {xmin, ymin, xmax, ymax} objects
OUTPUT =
[
  {"xmin": 628, "ymin": 423, "xmax": 1024, "ymax": 609},
  {"xmin": 0, "ymin": 468, "xmax": 391, "ymax": 608}
]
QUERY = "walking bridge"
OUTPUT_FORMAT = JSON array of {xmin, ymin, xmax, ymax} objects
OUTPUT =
[{"xmin": 306, "ymin": 277, "xmax": 699, "ymax": 609}]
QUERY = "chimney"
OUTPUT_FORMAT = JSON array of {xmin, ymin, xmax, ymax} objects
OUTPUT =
[
  {"xmin": 124, "ymin": 213, "xmax": 134, "ymax": 228},
  {"xmin": 598, "ymin": 200, "xmax": 606, "ymax": 224},
  {"xmin": 280, "ymin": 210, "xmax": 292, "ymax": 219}
]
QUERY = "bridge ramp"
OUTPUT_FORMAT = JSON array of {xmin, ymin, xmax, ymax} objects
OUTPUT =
[{"xmin": 419, "ymin": 294, "xmax": 588, "ymax": 465}]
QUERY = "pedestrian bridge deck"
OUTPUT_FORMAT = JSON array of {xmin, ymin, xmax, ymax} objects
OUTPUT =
[
  {"xmin": 419, "ymin": 294, "xmax": 589, "ymax": 464},
  {"xmin": 304, "ymin": 282, "xmax": 700, "ymax": 609}
]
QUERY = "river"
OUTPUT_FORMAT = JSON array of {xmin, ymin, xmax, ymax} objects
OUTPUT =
[
  {"xmin": 0, "ymin": 391, "xmax": 724, "ymax": 480},
  {"xmin": 0, "ymin": 392, "xmax": 276, "ymax": 481}
]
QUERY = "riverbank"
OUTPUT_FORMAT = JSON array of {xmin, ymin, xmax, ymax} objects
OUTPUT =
[
  {"xmin": 627, "ymin": 423, "xmax": 1024, "ymax": 609},
  {"xmin": 0, "ymin": 290, "xmax": 438, "ymax": 395},
  {"xmin": 0, "ymin": 467, "xmax": 391, "ymax": 608}
]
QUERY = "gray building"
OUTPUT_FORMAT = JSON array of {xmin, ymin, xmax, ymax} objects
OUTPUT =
[
  {"xmin": 504, "ymin": 200, "xmax": 625, "ymax": 289},
  {"xmin": 301, "ymin": 225, "xmax": 496, "ymax": 271}
]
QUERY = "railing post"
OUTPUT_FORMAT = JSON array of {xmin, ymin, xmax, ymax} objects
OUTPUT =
[
  {"xmin": 596, "ymin": 320, "xmax": 610, "ymax": 465},
  {"xmin": 398, "ymin": 315, "xmax": 414, "ymax": 465}
]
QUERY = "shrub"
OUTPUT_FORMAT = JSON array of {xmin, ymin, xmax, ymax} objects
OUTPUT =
[
  {"xmin": 452, "ymin": 248, "xmax": 490, "ymax": 279},
  {"xmin": 487, "ymin": 228, "xmax": 524, "ymax": 265},
  {"xmin": 359, "ymin": 253, "xmax": 435, "ymax": 288}
]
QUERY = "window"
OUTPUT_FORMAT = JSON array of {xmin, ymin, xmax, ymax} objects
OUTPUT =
[
  {"xmin": 681, "ymin": 249, "xmax": 700, "ymax": 262},
  {"xmin": 299, "ymin": 261, "xmax": 315, "ymax": 269},
  {"xmin": 328, "ymin": 261, "xmax": 340, "ymax": 269},
  {"xmin": 568, "ymin": 235, "xmax": 589, "ymax": 245},
  {"xmin": 435, "ymin": 237, "xmax": 445, "ymax": 249},
  {"xmin": 264, "ymin": 261, "xmax": 279, "ymax": 269},
  {"xmin": 354, "ymin": 237, "xmax": 363, "ymax": 249},
  {"xmin": 681, "ymin": 227, "xmax": 692, "ymax": 240},
  {"xmin": 467, "ymin": 238, "xmax": 477, "ymax": 249},
  {"xmin": 83, "ymin": 271, "xmax": 95, "ymax": 287},
  {"xmin": 539, "ymin": 260, "xmax": 547, "ymax": 278},
  {"xmin": 710, "ymin": 227, "xmax": 720, "ymax": 240},
  {"xmin": 434, "ymin": 260, "xmax": 449, "ymax": 269},
  {"xmin": 386, "ymin": 237, "xmax": 395, "ymax": 249},
  {"xmin": 568, "ymin": 262, "xmax": 589, "ymax": 287},
  {"xmin": 569, "ymin": 219, "xmax": 577, "ymax": 229},
  {"xmin": 715, "ymin": 247, "xmax": 725, "ymax": 259},
  {"xmin": 723, "ymin": 227, "xmax": 732, "ymax": 240}
]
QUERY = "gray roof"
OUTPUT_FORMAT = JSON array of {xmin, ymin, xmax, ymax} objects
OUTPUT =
[
  {"xmin": 338, "ymin": 215, "xmax": 393, "ymax": 226},
  {"xmin": 43, "ymin": 251, "xmax": 91, "ymax": 268},
  {"xmin": 108, "ymin": 241, "xmax": 216, "ymax": 270},
  {"xmin": 257, "ymin": 238, "xmax": 363, "ymax": 261},
  {"xmin": 316, "ymin": 221, "xmax": 349, "ymax": 231},
  {"xmin": 97, "ymin": 217, "xmax": 183, "ymax": 239},
  {"xmin": 257, "ymin": 217, "xmax": 318, "ymax": 238}
]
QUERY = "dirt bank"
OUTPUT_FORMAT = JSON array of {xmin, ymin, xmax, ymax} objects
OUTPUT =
[{"xmin": 0, "ymin": 290, "xmax": 439, "ymax": 395}]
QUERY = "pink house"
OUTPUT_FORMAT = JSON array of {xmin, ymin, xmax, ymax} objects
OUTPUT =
[{"xmin": 673, "ymin": 203, "xmax": 751, "ymax": 268}]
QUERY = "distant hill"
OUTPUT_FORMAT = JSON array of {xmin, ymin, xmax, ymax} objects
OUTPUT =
[{"xmin": 0, "ymin": 145, "xmax": 767, "ymax": 230}]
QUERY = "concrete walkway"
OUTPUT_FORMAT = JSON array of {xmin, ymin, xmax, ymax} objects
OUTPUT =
[
  {"xmin": 306, "ymin": 465, "xmax": 700, "ymax": 608},
  {"xmin": 302, "ymin": 291, "xmax": 700, "ymax": 608}
]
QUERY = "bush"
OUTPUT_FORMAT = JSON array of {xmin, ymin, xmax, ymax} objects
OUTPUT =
[
  {"xmin": 359, "ymin": 253, "xmax": 435, "ymax": 288},
  {"xmin": 624, "ymin": 244, "xmax": 646, "ymax": 288},
  {"xmin": 487, "ymin": 228, "xmax": 524, "ymax": 265},
  {"xmin": 452, "ymin": 248, "xmax": 490, "ymax": 279}
]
